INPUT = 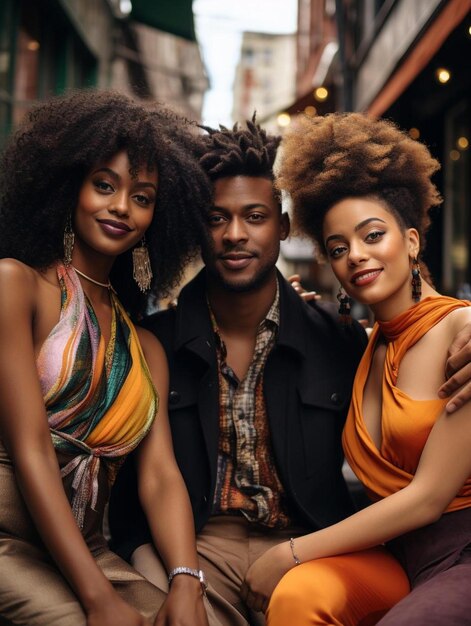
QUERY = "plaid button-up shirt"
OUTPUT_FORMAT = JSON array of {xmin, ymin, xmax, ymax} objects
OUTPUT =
[{"xmin": 210, "ymin": 287, "xmax": 291, "ymax": 528}]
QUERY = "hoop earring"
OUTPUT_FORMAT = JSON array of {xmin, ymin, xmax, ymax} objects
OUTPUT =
[
  {"xmin": 132, "ymin": 238, "xmax": 153, "ymax": 293},
  {"xmin": 337, "ymin": 285, "xmax": 352, "ymax": 326},
  {"xmin": 411, "ymin": 257, "xmax": 422, "ymax": 303},
  {"xmin": 63, "ymin": 215, "xmax": 74, "ymax": 266}
]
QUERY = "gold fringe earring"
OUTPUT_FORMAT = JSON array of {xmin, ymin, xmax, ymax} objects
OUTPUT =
[
  {"xmin": 132, "ymin": 238, "xmax": 153, "ymax": 292},
  {"xmin": 63, "ymin": 216, "xmax": 74, "ymax": 266}
]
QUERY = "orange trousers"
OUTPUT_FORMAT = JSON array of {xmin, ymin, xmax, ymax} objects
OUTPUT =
[{"xmin": 266, "ymin": 547, "xmax": 409, "ymax": 626}]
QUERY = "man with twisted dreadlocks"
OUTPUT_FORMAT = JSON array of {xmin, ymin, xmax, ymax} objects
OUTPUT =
[
  {"xmin": 109, "ymin": 117, "xmax": 365, "ymax": 624},
  {"xmin": 109, "ymin": 118, "xmax": 471, "ymax": 625}
]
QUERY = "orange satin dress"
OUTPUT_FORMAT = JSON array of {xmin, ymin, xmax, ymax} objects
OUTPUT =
[
  {"xmin": 344, "ymin": 296, "xmax": 471, "ymax": 511},
  {"xmin": 267, "ymin": 296, "xmax": 471, "ymax": 626}
]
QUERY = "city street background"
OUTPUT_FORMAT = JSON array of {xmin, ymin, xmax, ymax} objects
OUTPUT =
[{"xmin": 0, "ymin": 0, "xmax": 469, "ymax": 300}]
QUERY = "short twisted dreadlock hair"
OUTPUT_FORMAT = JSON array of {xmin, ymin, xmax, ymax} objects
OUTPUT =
[
  {"xmin": 277, "ymin": 113, "xmax": 441, "ymax": 272},
  {"xmin": 0, "ymin": 89, "xmax": 210, "ymax": 319},
  {"xmin": 195, "ymin": 116, "xmax": 281, "ymax": 183}
]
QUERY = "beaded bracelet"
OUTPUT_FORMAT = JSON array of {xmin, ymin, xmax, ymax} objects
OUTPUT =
[{"xmin": 289, "ymin": 537, "xmax": 301, "ymax": 565}]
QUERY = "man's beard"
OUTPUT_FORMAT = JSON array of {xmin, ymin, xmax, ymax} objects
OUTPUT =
[{"xmin": 206, "ymin": 257, "xmax": 276, "ymax": 293}]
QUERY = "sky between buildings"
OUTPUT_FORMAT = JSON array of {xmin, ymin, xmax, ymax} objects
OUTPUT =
[{"xmin": 193, "ymin": 0, "xmax": 298, "ymax": 126}]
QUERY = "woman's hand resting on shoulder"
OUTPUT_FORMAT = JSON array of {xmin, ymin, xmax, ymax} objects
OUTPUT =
[{"xmin": 288, "ymin": 274, "xmax": 321, "ymax": 302}]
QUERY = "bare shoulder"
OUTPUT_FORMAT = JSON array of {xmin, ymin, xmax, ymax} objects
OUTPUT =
[
  {"xmin": 135, "ymin": 325, "xmax": 167, "ymax": 363},
  {"xmin": 0, "ymin": 258, "xmax": 36, "ymax": 282},
  {"xmin": 443, "ymin": 304, "xmax": 471, "ymax": 335},
  {"xmin": 0, "ymin": 258, "xmax": 38, "ymax": 306},
  {"xmin": 422, "ymin": 303, "xmax": 471, "ymax": 347},
  {"xmin": 135, "ymin": 325, "xmax": 169, "ymax": 395}
]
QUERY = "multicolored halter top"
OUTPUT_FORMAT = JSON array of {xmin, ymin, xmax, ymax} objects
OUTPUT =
[{"xmin": 36, "ymin": 264, "xmax": 157, "ymax": 528}]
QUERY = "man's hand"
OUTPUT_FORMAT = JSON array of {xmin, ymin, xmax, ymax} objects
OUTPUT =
[
  {"xmin": 154, "ymin": 577, "xmax": 209, "ymax": 626},
  {"xmin": 438, "ymin": 322, "xmax": 471, "ymax": 413},
  {"xmin": 288, "ymin": 274, "xmax": 321, "ymax": 303},
  {"xmin": 240, "ymin": 542, "xmax": 293, "ymax": 614}
]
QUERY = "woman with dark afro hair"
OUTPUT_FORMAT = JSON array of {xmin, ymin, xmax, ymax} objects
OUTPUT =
[
  {"xmin": 0, "ymin": 91, "xmax": 210, "ymax": 626},
  {"xmin": 243, "ymin": 113, "xmax": 471, "ymax": 625}
]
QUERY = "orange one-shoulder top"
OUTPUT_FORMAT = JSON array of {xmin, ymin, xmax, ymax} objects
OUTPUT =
[{"xmin": 342, "ymin": 296, "xmax": 471, "ymax": 513}]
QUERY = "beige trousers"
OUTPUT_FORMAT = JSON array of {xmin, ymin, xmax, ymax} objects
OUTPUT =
[
  {"xmin": 132, "ymin": 515, "xmax": 304, "ymax": 626},
  {"xmin": 0, "ymin": 542, "xmax": 165, "ymax": 626},
  {"xmin": 0, "ymin": 444, "xmax": 165, "ymax": 626}
]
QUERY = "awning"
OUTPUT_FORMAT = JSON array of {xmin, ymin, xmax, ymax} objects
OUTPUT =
[
  {"xmin": 367, "ymin": 0, "xmax": 469, "ymax": 116},
  {"xmin": 130, "ymin": 0, "xmax": 196, "ymax": 42}
]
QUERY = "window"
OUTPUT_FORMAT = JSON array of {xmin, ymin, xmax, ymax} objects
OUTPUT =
[{"xmin": 0, "ymin": 0, "xmax": 98, "ymax": 145}]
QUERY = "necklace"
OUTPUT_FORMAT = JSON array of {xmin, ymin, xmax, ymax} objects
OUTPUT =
[{"xmin": 72, "ymin": 266, "xmax": 111, "ymax": 289}]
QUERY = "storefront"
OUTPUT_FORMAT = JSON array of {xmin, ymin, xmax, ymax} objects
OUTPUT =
[{"xmin": 345, "ymin": 0, "xmax": 471, "ymax": 294}]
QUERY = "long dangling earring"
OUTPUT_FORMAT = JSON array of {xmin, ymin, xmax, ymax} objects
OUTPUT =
[
  {"xmin": 63, "ymin": 215, "xmax": 75, "ymax": 266},
  {"xmin": 337, "ymin": 285, "xmax": 352, "ymax": 326},
  {"xmin": 411, "ymin": 257, "xmax": 422, "ymax": 303},
  {"xmin": 132, "ymin": 238, "xmax": 153, "ymax": 292}
]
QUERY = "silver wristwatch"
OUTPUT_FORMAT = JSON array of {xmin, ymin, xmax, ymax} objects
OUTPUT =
[{"xmin": 168, "ymin": 566, "xmax": 208, "ymax": 596}]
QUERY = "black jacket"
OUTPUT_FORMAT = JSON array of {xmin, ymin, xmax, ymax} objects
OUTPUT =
[{"xmin": 109, "ymin": 270, "xmax": 367, "ymax": 560}]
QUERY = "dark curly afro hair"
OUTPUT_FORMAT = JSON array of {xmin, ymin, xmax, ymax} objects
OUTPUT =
[
  {"xmin": 0, "ymin": 89, "xmax": 211, "ymax": 319},
  {"xmin": 277, "ymin": 113, "xmax": 442, "ymax": 276},
  {"xmin": 195, "ymin": 115, "xmax": 281, "ymax": 185}
]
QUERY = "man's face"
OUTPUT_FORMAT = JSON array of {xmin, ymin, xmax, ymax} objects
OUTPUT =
[{"xmin": 202, "ymin": 176, "xmax": 290, "ymax": 292}]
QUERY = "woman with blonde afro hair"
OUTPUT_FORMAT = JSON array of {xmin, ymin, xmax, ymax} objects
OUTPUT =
[
  {"xmin": 277, "ymin": 112, "xmax": 441, "ymax": 282},
  {"xmin": 241, "ymin": 113, "xmax": 471, "ymax": 625}
]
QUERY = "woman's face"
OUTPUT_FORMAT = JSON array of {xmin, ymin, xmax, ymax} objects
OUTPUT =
[
  {"xmin": 322, "ymin": 196, "xmax": 419, "ymax": 318},
  {"xmin": 73, "ymin": 150, "xmax": 157, "ymax": 260}
]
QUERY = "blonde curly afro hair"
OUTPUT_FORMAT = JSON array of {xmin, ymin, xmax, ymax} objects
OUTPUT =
[{"xmin": 277, "ymin": 113, "xmax": 442, "ymax": 262}]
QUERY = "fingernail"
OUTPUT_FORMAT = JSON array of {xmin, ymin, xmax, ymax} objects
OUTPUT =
[
  {"xmin": 437, "ymin": 390, "xmax": 447, "ymax": 398},
  {"xmin": 447, "ymin": 402, "xmax": 456, "ymax": 412}
]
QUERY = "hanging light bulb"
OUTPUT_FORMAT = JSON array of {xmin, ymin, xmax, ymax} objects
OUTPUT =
[{"xmin": 436, "ymin": 68, "xmax": 451, "ymax": 84}]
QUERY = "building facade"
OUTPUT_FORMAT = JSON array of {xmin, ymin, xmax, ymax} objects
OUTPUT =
[
  {"xmin": 116, "ymin": 21, "xmax": 208, "ymax": 120},
  {"xmin": 232, "ymin": 31, "xmax": 296, "ymax": 130},
  {"xmin": 278, "ymin": 0, "xmax": 470, "ymax": 297},
  {"xmin": 276, "ymin": 0, "xmax": 341, "ymax": 294},
  {"xmin": 0, "ymin": 0, "xmax": 118, "ymax": 145},
  {"xmin": 0, "ymin": 0, "xmax": 208, "ymax": 146},
  {"xmin": 339, "ymin": 0, "xmax": 470, "ymax": 294}
]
